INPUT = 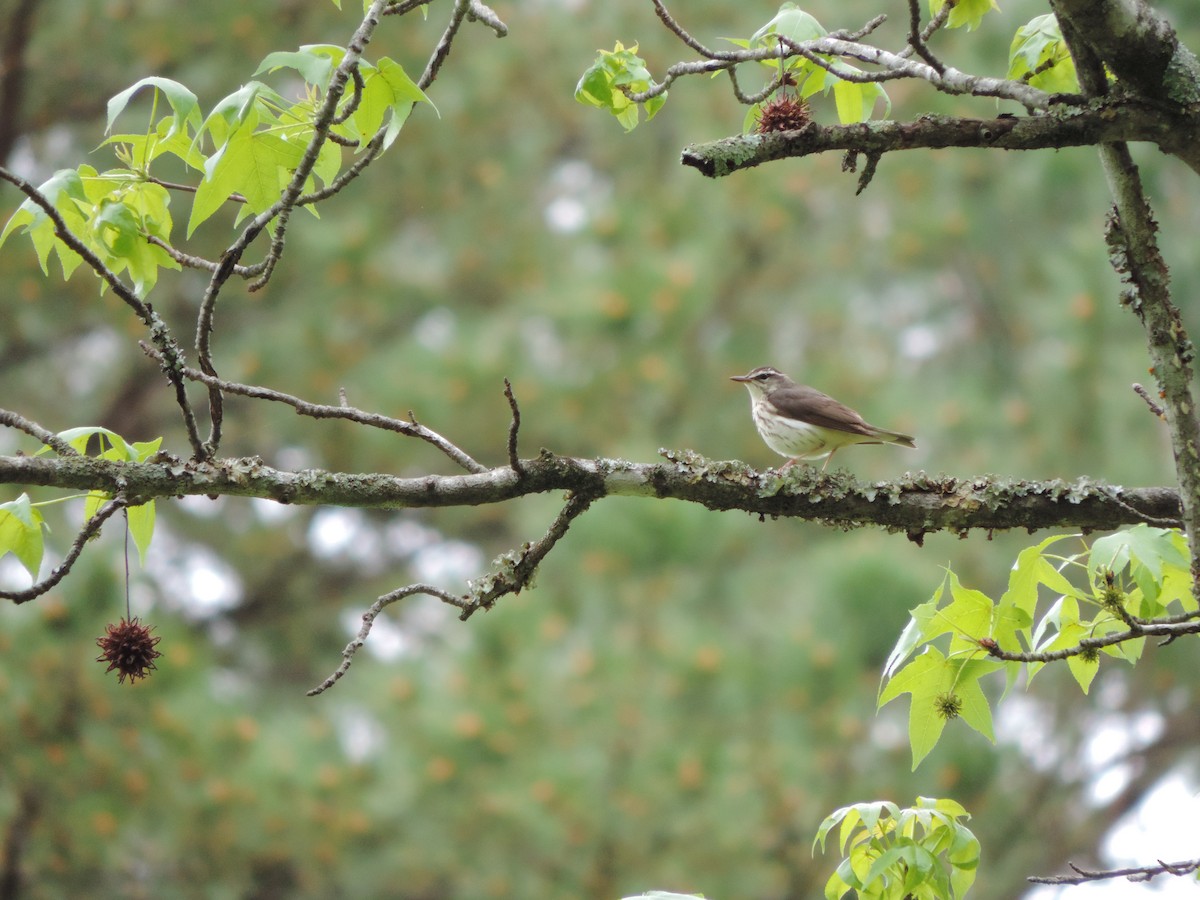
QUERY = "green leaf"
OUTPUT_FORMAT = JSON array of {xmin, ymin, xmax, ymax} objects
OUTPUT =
[
  {"xmin": 880, "ymin": 648, "xmax": 998, "ymax": 768},
  {"xmin": 879, "ymin": 648, "xmax": 949, "ymax": 768},
  {"xmin": 932, "ymin": 0, "xmax": 999, "ymax": 31},
  {"xmin": 832, "ymin": 80, "xmax": 863, "ymax": 125},
  {"xmin": 106, "ymin": 77, "xmax": 201, "ymax": 141},
  {"xmin": 127, "ymin": 501, "xmax": 157, "ymax": 565},
  {"xmin": 358, "ymin": 57, "xmax": 434, "ymax": 151},
  {"xmin": 52, "ymin": 426, "xmax": 138, "ymax": 460},
  {"xmin": 0, "ymin": 494, "xmax": 46, "ymax": 581},
  {"xmin": 255, "ymin": 44, "xmax": 346, "ymax": 87},
  {"xmin": 0, "ymin": 168, "xmax": 91, "ymax": 279},
  {"xmin": 750, "ymin": 3, "xmax": 827, "ymax": 46},
  {"xmin": 1008, "ymin": 14, "xmax": 1079, "ymax": 93}
]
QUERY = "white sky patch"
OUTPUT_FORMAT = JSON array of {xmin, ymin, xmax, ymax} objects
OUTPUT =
[
  {"xmin": 542, "ymin": 159, "xmax": 611, "ymax": 234},
  {"xmin": 308, "ymin": 508, "xmax": 384, "ymax": 571},
  {"xmin": 335, "ymin": 706, "xmax": 387, "ymax": 763},
  {"xmin": 1025, "ymin": 775, "xmax": 1200, "ymax": 898},
  {"xmin": 413, "ymin": 306, "xmax": 457, "ymax": 352},
  {"xmin": 177, "ymin": 494, "xmax": 227, "ymax": 519},
  {"xmin": 143, "ymin": 527, "xmax": 243, "ymax": 619},
  {"xmin": 250, "ymin": 496, "xmax": 300, "ymax": 525}
]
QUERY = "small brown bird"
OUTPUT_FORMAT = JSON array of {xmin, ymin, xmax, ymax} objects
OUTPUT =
[{"xmin": 731, "ymin": 366, "xmax": 916, "ymax": 471}]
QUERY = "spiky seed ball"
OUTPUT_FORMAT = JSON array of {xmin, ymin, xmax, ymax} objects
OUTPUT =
[
  {"xmin": 96, "ymin": 617, "xmax": 162, "ymax": 685},
  {"xmin": 934, "ymin": 691, "xmax": 964, "ymax": 720},
  {"xmin": 755, "ymin": 95, "xmax": 811, "ymax": 133}
]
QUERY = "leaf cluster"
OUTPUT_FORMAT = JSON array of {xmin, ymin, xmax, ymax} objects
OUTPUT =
[
  {"xmin": 880, "ymin": 525, "xmax": 1195, "ymax": 767},
  {"xmin": 0, "ymin": 46, "xmax": 430, "ymax": 298},
  {"xmin": 813, "ymin": 797, "xmax": 980, "ymax": 900}
]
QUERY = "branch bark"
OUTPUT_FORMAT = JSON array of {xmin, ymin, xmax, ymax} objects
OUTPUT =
[
  {"xmin": 0, "ymin": 451, "xmax": 1182, "ymax": 535},
  {"xmin": 681, "ymin": 100, "xmax": 1200, "ymax": 178}
]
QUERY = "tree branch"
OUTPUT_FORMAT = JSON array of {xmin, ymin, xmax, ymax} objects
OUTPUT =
[
  {"xmin": 0, "ymin": 451, "xmax": 1183, "ymax": 534},
  {"xmin": 307, "ymin": 490, "xmax": 595, "ymax": 695},
  {"xmin": 680, "ymin": 100, "xmax": 1197, "ymax": 177},
  {"xmin": 1029, "ymin": 856, "xmax": 1200, "ymax": 886},
  {"xmin": 139, "ymin": 344, "xmax": 487, "ymax": 474}
]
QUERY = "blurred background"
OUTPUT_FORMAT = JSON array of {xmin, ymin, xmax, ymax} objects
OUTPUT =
[{"xmin": 2, "ymin": 0, "xmax": 1199, "ymax": 897}]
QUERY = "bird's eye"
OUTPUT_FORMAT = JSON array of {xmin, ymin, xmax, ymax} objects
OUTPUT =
[{"xmin": 755, "ymin": 373, "xmax": 769, "ymax": 381}]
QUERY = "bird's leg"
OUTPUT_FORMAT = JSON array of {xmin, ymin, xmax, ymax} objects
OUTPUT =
[
  {"xmin": 820, "ymin": 450, "xmax": 836, "ymax": 473},
  {"xmin": 780, "ymin": 457, "xmax": 798, "ymax": 470}
]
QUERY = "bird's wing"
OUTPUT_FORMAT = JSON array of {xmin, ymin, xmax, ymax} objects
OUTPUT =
[{"xmin": 774, "ymin": 385, "xmax": 877, "ymax": 436}]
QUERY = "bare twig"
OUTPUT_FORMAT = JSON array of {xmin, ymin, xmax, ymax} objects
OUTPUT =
[
  {"xmin": 1133, "ymin": 382, "xmax": 1167, "ymax": 420},
  {"xmin": 309, "ymin": 489, "xmax": 595, "ymax": 694},
  {"xmin": 146, "ymin": 235, "xmax": 252, "ymax": 277},
  {"xmin": 458, "ymin": 489, "xmax": 597, "ymax": 620},
  {"xmin": 419, "ymin": 0, "xmax": 472, "ymax": 88},
  {"xmin": 902, "ymin": 0, "xmax": 946, "ymax": 72},
  {"xmin": 1029, "ymin": 857, "xmax": 1200, "ymax": 885},
  {"xmin": 503, "ymin": 378, "xmax": 523, "ymax": 476},
  {"xmin": 144, "ymin": 176, "xmax": 246, "ymax": 204},
  {"xmin": 0, "ymin": 409, "xmax": 80, "ymax": 457},
  {"xmin": 306, "ymin": 582, "xmax": 470, "ymax": 695},
  {"xmin": 383, "ymin": 0, "xmax": 435, "ymax": 17},
  {"xmin": 330, "ymin": 66, "xmax": 365, "ymax": 127},
  {"xmin": 466, "ymin": 0, "xmax": 507, "ymax": 37},
  {"xmin": 982, "ymin": 615, "xmax": 1200, "ymax": 664},
  {"xmin": 0, "ymin": 495, "xmax": 129, "ymax": 604},
  {"xmin": 139, "ymin": 343, "xmax": 488, "ymax": 473}
]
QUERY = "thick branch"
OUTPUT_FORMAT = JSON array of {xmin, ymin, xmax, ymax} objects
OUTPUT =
[
  {"xmin": 680, "ymin": 101, "xmax": 1197, "ymax": 178},
  {"xmin": 0, "ymin": 451, "xmax": 1181, "ymax": 535},
  {"xmin": 1051, "ymin": 0, "xmax": 1200, "ymax": 105}
]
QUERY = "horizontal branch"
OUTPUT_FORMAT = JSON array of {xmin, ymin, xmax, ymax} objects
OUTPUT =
[
  {"xmin": 0, "ymin": 450, "xmax": 1182, "ymax": 535},
  {"xmin": 681, "ymin": 100, "xmax": 1199, "ymax": 178}
]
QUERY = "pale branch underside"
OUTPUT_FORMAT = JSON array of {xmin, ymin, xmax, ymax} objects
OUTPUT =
[
  {"xmin": 0, "ymin": 450, "xmax": 1181, "ymax": 535},
  {"xmin": 681, "ymin": 101, "xmax": 1200, "ymax": 179}
]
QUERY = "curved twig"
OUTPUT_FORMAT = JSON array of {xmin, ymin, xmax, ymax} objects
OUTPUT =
[
  {"xmin": 0, "ymin": 409, "xmax": 79, "ymax": 457},
  {"xmin": 139, "ymin": 343, "xmax": 488, "ymax": 473},
  {"xmin": 0, "ymin": 495, "xmax": 129, "ymax": 604}
]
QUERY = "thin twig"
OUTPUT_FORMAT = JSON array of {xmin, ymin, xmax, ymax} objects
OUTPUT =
[
  {"xmin": 503, "ymin": 378, "xmax": 524, "ymax": 476},
  {"xmin": 983, "ymin": 616, "xmax": 1200, "ymax": 663},
  {"xmin": 1133, "ymin": 382, "xmax": 1167, "ymax": 419},
  {"xmin": 309, "ymin": 489, "xmax": 594, "ymax": 694},
  {"xmin": 902, "ymin": 0, "xmax": 946, "ymax": 72},
  {"xmin": 306, "ymin": 583, "xmax": 470, "ymax": 695},
  {"xmin": 146, "ymin": 235, "xmax": 253, "ymax": 276},
  {"xmin": 145, "ymin": 175, "xmax": 246, "ymax": 204},
  {"xmin": 0, "ymin": 409, "xmax": 80, "ymax": 457},
  {"xmin": 467, "ymin": 0, "xmax": 506, "ymax": 36},
  {"xmin": 139, "ymin": 343, "xmax": 488, "ymax": 473},
  {"xmin": 419, "ymin": 0, "xmax": 471, "ymax": 88},
  {"xmin": 0, "ymin": 495, "xmax": 129, "ymax": 604},
  {"xmin": 459, "ymin": 490, "xmax": 596, "ymax": 620},
  {"xmin": 1029, "ymin": 856, "xmax": 1200, "ymax": 885}
]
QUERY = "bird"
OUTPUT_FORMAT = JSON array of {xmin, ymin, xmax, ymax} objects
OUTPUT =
[{"xmin": 730, "ymin": 366, "xmax": 916, "ymax": 472}]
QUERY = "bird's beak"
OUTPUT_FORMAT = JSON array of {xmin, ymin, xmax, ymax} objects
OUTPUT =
[{"xmin": 730, "ymin": 374, "xmax": 751, "ymax": 383}]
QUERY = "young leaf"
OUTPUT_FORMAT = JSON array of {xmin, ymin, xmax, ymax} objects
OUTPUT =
[
  {"xmin": 0, "ymin": 494, "xmax": 46, "ymax": 581},
  {"xmin": 1008, "ymin": 14, "xmax": 1079, "ymax": 93},
  {"xmin": 255, "ymin": 44, "xmax": 347, "ymax": 87},
  {"xmin": 750, "ymin": 3, "xmax": 827, "ymax": 46},
  {"xmin": 106, "ymin": 77, "xmax": 201, "ymax": 141},
  {"xmin": 127, "ymin": 501, "xmax": 157, "ymax": 565},
  {"xmin": 931, "ymin": 0, "xmax": 999, "ymax": 31}
]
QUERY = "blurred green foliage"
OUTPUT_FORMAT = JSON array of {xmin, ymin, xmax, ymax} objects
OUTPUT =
[{"xmin": 2, "ymin": 0, "xmax": 1200, "ymax": 897}]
